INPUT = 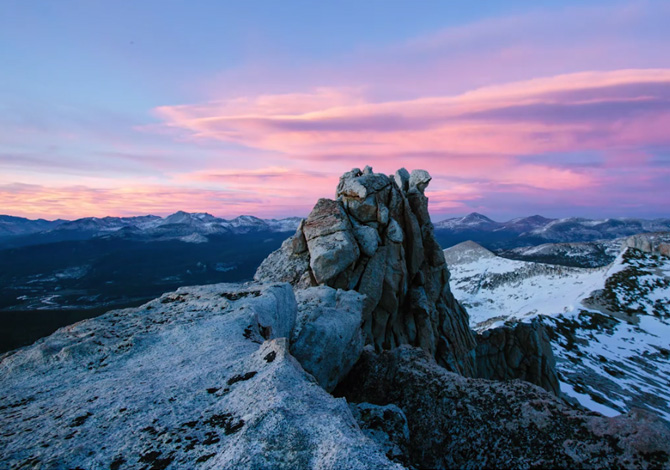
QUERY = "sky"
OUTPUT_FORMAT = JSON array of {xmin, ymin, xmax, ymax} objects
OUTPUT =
[{"xmin": 1, "ymin": 0, "xmax": 670, "ymax": 221}]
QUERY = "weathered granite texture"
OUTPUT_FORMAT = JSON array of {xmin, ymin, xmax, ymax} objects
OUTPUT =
[
  {"xmin": 625, "ymin": 232, "xmax": 670, "ymax": 257},
  {"xmin": 291, "ymin": 286, "xmax": 366, "ymax": 392},
  {"xmin": 349, "ymin": 402, "xmax": 411, "ymax": 467},
  {"xmin": 256, "ymin": 166, "xmax": 477, "ymax": 376},
  {"xmin": 0, "ymin": 283, "xmax": 401, "ymax": 470}
]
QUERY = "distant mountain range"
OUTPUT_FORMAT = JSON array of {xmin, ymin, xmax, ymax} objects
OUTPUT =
[
  {"xmin": 4, "ymin": 211, "xmax": 670, "ymax": 251},
  {"xmin": 0, "ymin": 211, "xmax": 303, "ymax": 348},
  {"xmin": 433, "ymin": 212, "xmax": 670, "ymax": 250},
  {"xmin": 0, "ymin": 212, "xmax": 303, "ymax": 248}
]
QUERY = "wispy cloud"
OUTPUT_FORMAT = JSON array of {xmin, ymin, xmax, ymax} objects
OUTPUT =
[{"xmin": 154, "ymin": 69, "xmax": 670, "ymax": 192}]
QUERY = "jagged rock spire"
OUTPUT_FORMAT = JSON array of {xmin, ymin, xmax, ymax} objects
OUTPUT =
[{"xmin": 256, "ymin": 166, "xmax": 477, "ymax": 376}]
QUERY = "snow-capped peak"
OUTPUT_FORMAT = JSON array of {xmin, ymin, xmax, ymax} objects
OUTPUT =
[{"xmin": 459, "ymin": 212, "xmax": 495, "ymax": 225}]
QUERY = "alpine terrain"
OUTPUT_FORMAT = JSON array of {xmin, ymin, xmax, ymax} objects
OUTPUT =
[
  {"xmin": 445, "ymin": 234, "xmax": 670, "ymax": 422},
  {"xmin": 0, "ymin": 213, "xmax": 301, "ymax": 353},
  {"xmin": 1, "ymin": 168, "xmax": 669, "ymax": 469},
  {"xmin": 433, "ymin": 213, "xmax": 670, "ymax": 253}
]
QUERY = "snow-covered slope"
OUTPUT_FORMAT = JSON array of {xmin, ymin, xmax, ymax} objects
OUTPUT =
[
  {"xmin": 434, "ymin": 212, "xmax": 498, "ymax": 230},
  {"xmin": 55, "ymin": 215, "xmax": 161, "ymax": 232},
  {"xmin": 92, "ymin": 212, "xmax": 302, "ymax": 238},
  {"xmin": 445, "ymin": 241, "xmax": 608, "ymax": 328},
  {"xmin": 445, "ymin": 240, "xmax": 670, "ymax": 421},
  {"xmin": 525, "ymin": 217, "xmax": 670, "ymax": 242}
]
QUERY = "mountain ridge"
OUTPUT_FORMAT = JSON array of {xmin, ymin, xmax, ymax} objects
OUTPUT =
[
  {"xmin": 4, "ymin": 210, "xmax": 670, "ymax": 247},
  {"xmin": 434, "ymin": 212, "xmax": 670, "ymax": 250},
  {"xmin": 0, "ymin": 211, "xmax": 303, "ymax": 248}
]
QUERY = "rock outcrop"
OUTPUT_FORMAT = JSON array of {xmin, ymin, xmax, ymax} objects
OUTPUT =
[
  {"xmin": 337, "ymin": 346, "xmax": 670, "ymax": 469},
  {"xmin": 0, "ymin": 284, "xmax": 401, "ymax": 470},
  {"xmin": 475, "ymin": 319, "xmax": 560, "ymax": 395},
  {"xmin": 256, "ymin": 166, "xmax": 477, "ymax": 376},
  {"xmin": 6, "ymin": 166, "xmax": 669, "ymax": 469},
  {"xmin": 624, "ymin": 232, "xmax": 670, "ymax": 257}
]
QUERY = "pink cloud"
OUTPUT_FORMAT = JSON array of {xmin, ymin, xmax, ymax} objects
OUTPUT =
[
  {"xmin": 154, "ymin": 69, "xmax": 670, "ymax": 192},
  {"xmin": 177, "ymin": 166, "xmax": 338, "ymax": 202}
]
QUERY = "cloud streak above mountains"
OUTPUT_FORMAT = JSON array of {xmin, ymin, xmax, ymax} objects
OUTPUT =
[
  {"xmin": 1, "ymin": 1, "xmax": 669, "ymax": 219},
  {"xmin": 154, "ymin": 69, "xmax": 670, "ymax": 205},
  {"xmin": 156, "ymin": 69, "xmax": 670, "ymax": 162}
]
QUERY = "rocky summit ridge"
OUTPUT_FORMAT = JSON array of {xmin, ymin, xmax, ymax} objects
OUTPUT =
[
  {"xmin": 256, "ymin": 166, "xmax": 558, "ymax": 393},
  {"xmin": 257, "ymin": 166, "xmax": 478, "ymax": 376},
  {"xmin": 1, "ymin": 167, "xmax": 670, "ymax": 469}
]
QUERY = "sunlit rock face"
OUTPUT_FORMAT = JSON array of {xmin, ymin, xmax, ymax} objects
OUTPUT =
[
  {"xmin": 256, "ymin": 166, "xmax": 478, "ymax": 376},
  {"xmin": 624, "ymin": 232, "xmax": 670, "ymax": 257}
]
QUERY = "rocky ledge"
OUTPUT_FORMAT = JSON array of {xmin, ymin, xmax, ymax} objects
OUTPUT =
[
  {"xmin": 0, "ymin": 283, "xmax": 400, "ymax": 469},
  {"xmin": 337, "ymin": 346, "xmax": 670, "ymax": 469}
]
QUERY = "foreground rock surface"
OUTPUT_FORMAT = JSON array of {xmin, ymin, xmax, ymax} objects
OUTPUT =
[
  {"xmin": 336, "ymin": 346, "xmax": 670, "ymax": 469},
  {"xmin": 349, "ymin": 402, "xmax": 411, "ymax": 467},
  {"xmin": 0, "ymin": 284, "xmax": 400, "ymax": 470},
  {"xmin": 256, "ymin": 167, "xmax": 477, "ymax": 377}
]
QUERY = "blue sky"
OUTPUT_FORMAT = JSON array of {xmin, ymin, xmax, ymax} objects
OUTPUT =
[{"xmin": 1, "ymin": 1, "xmax": 669, "ymax": 220}]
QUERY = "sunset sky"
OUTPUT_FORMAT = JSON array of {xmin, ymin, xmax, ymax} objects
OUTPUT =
[{"xmin": 1, "ymin": 1, "xmax": 669, "ymax": 221}]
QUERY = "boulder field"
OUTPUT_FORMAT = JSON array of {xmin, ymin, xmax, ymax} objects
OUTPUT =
[{"xmin": 1, "ymin": 167, "xmax": 669, "ymax": 469}]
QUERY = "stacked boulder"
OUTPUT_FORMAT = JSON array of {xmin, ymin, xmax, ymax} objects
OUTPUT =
[{"xmin": 256, "ymin": 166, "xmax": 477, "ymax": 376}]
